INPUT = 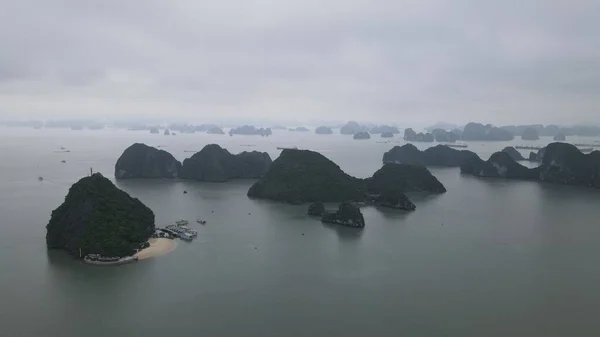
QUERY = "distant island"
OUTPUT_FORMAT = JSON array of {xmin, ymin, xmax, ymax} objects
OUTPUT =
[
  {"xmin": 353, "ymin": 131, "xmax": 371, "ymax": 140},
  {"xmin": 370, "ymin": 125, "xmax": 399, "ymax": 134},
  {"xmin": 180, "ymin": 144, "xmax": 272, "ymax": 182},
  {"xmin": 521, "ymin": 127, "xmax": 540, "ymax": 140},
  {"xmin": 403, "ymin": 128, "xmax": 434, "ymax": 142},
  {"xmin": 46, "ymin": 173, "xmax": 155, "ymax": 260},
  {"xmin": 207, "ymin": 126, "xmax": 225, "ymax": 134},
  {"xmin": 289, "ymin": 127, "xmax": 310, "ymax": 132},
  {"xmin": 115, "ymin": 143, "xmax": 182, "ymax": 179},
  {"xmin": 461, "ymin": 123, "xmax": 514, "ymax": 141},
  {"xmin": 247, "ymin": 149, "xmax": 445, "ymax": 209},
  {"xmin": 381, "ymin": 132, "xmax": 394, "ymax": 138},
  {"xmin": 321, "ymin": 203, "xmax": 365, "ymax": 228},
  {"xmin": 383, "ymin": 144, "xmax": 479, "ymax": 167},
  {"xmin": 315, "ymin": 126, "xmax": 333, "ymax": 135},
  {"xmin": 340, "ymin": 121, "xmax": 368, "ymax": 135},
  {"xmin": 115, "ymin": 143, "xmax": 271, "ymax": 182},
  {"xmin": 431, "ymin": 129, "xmax": 460, "ymax": 143},
  {"xmin": 229, "ymin": 125, "xmax": 272, "ymax": 137}
]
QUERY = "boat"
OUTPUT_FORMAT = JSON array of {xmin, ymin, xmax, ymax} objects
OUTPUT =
[
  {"xmin": 175, "ymin": 219, "xmax": 189, "ymax": 226},
  {"xmin": 515, "ymin": 145, "xmax": 543, "ymax": 150},
  {"xmin": 196, "ymin": 218, "xmax": 206, "ymax": 225},
  {"xmin": 443, "ymin": 143, "xmax": 468, "ymax": 148},
  {"xmin": 61, "ymin": 160, "xmax": 66, "ymax": 163},
  {"xmin": 277, "ymin": 146, "xmax": 298, "ymax": 150},
  {"xmin": 38, "ymin": 176, "xmax": 43, "ymax": 181}
]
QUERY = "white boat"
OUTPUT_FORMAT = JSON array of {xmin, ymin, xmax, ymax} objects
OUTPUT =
[
  {"xmin": 175, "ymin": 219, "xmax": 189, "ymax": 226},
  {"xmin": 196, "ymin": 218, "xmax": 206, "ymax": 225}
]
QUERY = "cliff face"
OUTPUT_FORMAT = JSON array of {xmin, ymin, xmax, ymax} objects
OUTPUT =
[
  {"xmin": 521, "ymin": 127, "xmax": 540, "ymax": 140},
  {"xmin": 383, "ymin": 144, "xmax": 479, "ymax": 167},
  {"xmin": 341, "ymin": 121, "xmax": 367, "ymax": 135},
  {"xmin": 46, "ymin": 173, "xmax": 155, "ymax": 258},
  {"xmin": 180, "ymin": 144, "xmax": 272, "ymax": 182},
  {"xmin": 115, "ymin": 143, "xmax": 181, "ymax": 179}
]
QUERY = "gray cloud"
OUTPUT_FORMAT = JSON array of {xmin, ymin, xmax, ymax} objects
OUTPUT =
[{"xmin": 1, "ymin": 0, "xmax": 599, "ymax": 125}]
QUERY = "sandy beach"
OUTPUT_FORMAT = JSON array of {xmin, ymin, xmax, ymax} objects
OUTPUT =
[{"xmin": 135, "ymin": 238, "xmax": 176, "ymax": 260}]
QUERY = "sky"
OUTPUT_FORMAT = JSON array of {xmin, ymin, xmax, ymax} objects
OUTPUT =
[{"xmin": 0, "ymin": 0, "xmax": 599, "ymax": 126}]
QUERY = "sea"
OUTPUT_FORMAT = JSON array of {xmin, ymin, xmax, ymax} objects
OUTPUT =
[{"xmin": 1, "ymin": 127, "xmax": 600, "ymax": 337}]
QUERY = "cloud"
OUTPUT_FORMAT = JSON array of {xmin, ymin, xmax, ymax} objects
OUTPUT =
[{"xmin": 0, "ymin": 0, "xmax": 599, "ymax": 125}]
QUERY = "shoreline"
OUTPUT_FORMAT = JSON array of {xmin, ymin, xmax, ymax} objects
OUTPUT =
[{"xmin": 135, "ymin": 238, "xmax": 177, "ymax": 260}]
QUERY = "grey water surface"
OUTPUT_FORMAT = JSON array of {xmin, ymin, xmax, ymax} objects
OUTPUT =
[{"xmin": 1, "ymin": 128, "xmax": 599, "ymax": 337}]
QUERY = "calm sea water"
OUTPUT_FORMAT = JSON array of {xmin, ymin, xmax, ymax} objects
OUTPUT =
[{"xmin": 1, "ymin": 128, "xmax": 600, "ymax": 337}]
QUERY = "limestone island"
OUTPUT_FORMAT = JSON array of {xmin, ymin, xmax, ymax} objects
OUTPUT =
[
  {"xmin": 340, "ymin": 121, "xmax": 368, "ymax": 135},
  {"xmin": 289, "ymin": 127, "xmax": 310, "ymax": 132},
  {"xmin": 353, "ymin": 131, "xmax": 371, "ymax": 140},
  {"xmin": 207, "ymin": 126, "xmax": 225, "ymax": 134},
  {"xmin": 461, "ymin": 122, "xmax": 514, "ymax": 141},
  {"xmin": 315, "ymin": 126, "xmax": 333, "ymax": 135},
  {"xmin": 247, "ymin": 149, "xmax": 446, "ymax": 209},
  {"xmin": 115, "ymin": 143, "xmax": 182, "ymax": 179},
  {"xmin": 461, "ymin": 143, "xmax": 600, "ymax": 189},
  {"xmin": 521, "ymin": 127, "xmax": 540, "ymax": 140},
  {"xmin": 403, "ymin": 128, "xmax": 434, "ymax": 142},
  {"xmin": 383, "ymin": 144, "xmax": 479, "ymax": 167},
  {"xmin": 180, "ymin": 144, "xmax": 272, "ymax": 182},
  {"xmin": 228, "ymin": 125, "xmax": 272, "ymax": 137},
  {"xmin": 46, "ymin": 173, "xmax": 164, "ymax": 265},
  {"xmin": 370, "ymin": 125, "xmax": 399, "ymax": 134},
  {"xmin": 381, "ymin": 132, "xmax": 394, "ymax": 138}
]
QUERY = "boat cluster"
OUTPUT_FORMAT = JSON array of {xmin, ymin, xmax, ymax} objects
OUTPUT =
[{"xmin": 164, "ymin": 219, "xmax": 198, "ymax": 241}]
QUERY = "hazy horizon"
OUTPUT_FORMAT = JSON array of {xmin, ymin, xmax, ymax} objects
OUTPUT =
[{"xmin": 1, "ymin": 1, "xmax": 599, "ymax": 125}]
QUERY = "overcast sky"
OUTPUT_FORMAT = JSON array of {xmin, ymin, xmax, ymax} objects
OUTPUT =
[{"xmin": 1, "ymin": 0, "xmax": 599, "ymax": 125}]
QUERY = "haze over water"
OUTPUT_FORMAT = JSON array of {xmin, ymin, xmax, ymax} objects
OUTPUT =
[{"xmin": 1, "ymin": 128, "xmax": 600, "ymax": 337}]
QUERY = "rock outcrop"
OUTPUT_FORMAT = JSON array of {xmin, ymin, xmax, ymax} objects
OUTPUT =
[
  {"xmin": 340, "ymin": 121, "xmax": 367, "ymax": 135},
  {"xmin": 353, "ymin": 131, "xmax": 371, "ymax": 140},
  {"xmin": 248, "ymin": 149, "xmax": 445, "ymax": 206},
  {"xmin": 115, "ymin": 143, "xmax": 182, "ymax": 179},
  {"xmin": 383, "ymin": 144, "xmax": 480, "ymax": 167},
  {"xmin": 46, "ymin": 173, "xmax": 155, "ymax": 258},
  {"xmin": 370, "ymin": 125, "xmax": 399, "ymax": 134},
  {"xmin": 521, "ymin": 128, "xmax": 540, "ymax": 140},
  {"xmin": 229, "ymin": 125, "xmax": 272, "ymax": 136},
  {"xmin": 528, "ymin": 147, "xmax": 547, "ymax": 162},
  {"xmin": 207, "ymin": 127, "xmax": 225, "ymax": 134},
  {"xmin": 180, "ymin": 144, "xmax": 272, "ymax": 182},
  {"xmin": 462, "ymin": 123, "xmax": 514, "ymax": 141},
  {"xmin": 381, "ymin": 132, "xmax": 394, "ymax": 138},
  {"xmin": 164, "ymin": 129, "xmax": 170, "ymax": 136},
  {"xmin": 307, "ymin": 202, "xmax": 326, "ymax": 216},
  {"xmin": 502, "ymin": 147, "xmax": 525, "ymax": 161},
  {"xmin": 553, "ymin": 133, "xmax": 566, "ymax": 141},
  {"xmin": 321, "ymin": 203, "xmax": 365, "ymax": 228},
  {"xmin": 315, "ymin": 126, "xmax": 333, "ymax": 134}
]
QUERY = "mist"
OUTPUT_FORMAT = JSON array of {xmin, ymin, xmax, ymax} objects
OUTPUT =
[{"xmin": 1, "ymin": 0, "xmax": 599, "ymax": 126}]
